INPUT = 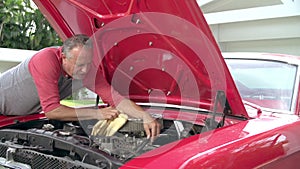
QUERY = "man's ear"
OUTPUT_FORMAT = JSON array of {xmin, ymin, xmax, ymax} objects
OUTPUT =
[
  {"xmin": 61, "ymin": 53, "xmax": 67, "ymax": 60},
  {"xmin": 62, "ymin": 53, "xmax": 67, "ymax": 59}
]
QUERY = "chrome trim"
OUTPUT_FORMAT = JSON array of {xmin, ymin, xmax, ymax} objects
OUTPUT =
[
  {"xmin": 291, "ymin": 65, "xmax": 300, "ymax": 113},
  {"xmin": 137, "ymin": 102, "xmax": 209, "ymax": 112}
]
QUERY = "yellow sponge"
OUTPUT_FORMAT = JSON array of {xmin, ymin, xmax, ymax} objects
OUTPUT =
[{"xmin": 91, "ymin": 113, "xmax": 128, "ymax": 136}]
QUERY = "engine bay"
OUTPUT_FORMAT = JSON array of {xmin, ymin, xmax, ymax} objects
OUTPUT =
[{"xmin": 0, "ymin": 113, "xmax": 206, "ymax": 169}]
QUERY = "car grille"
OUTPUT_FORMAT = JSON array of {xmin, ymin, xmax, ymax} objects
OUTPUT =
[
  {"xmin": 0, "ymin": 144, "xmax": 7, "ymax": 157},
  {"xmin": 0, "ymin": 144, "xmax": 96, "ymax": 169}
]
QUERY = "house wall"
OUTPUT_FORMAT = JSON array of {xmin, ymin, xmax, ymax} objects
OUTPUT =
[
  {"xmin": 0, "ymin": 48, "xmax": 37, "ymax": 74},
  {"xmin": 202, "ymin": 0, "xmax": 300, "ymax": 56},
  {"xmin": 0, "ymin": 62, "xmax": 20, "ymax": 74},
  {"xmin": 209, "ymin": 16, "xmax": 300, "ymax": 56}
]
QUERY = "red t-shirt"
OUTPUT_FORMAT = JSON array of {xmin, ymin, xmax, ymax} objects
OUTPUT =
[{"xmin": 28, "ymin": 47, "xmax": 124, "ymax": 113}]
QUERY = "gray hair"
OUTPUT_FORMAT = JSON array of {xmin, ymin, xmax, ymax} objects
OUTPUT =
[{"xmin": 62, "ymin": 34, "xmax": 92, "ymax": 59}]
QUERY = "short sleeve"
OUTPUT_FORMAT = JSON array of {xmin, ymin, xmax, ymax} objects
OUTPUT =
[{"xmin": 28, "ymin": 48, "xmax": 62, "ymax": 112}]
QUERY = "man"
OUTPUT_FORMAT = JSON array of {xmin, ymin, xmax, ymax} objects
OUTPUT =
[{"xmin": 0, "ymin": 34, "xmax": 160, "ymax": 139}]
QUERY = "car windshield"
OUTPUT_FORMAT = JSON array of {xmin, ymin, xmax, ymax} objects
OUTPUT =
[{"xmin": 226, "ymin": 59, "xmax": 297, "ymax": 112}]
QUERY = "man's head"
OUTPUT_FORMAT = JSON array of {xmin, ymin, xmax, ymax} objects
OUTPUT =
[{"xmin": 62, "ymin": 34, "xmax": 93, "ymax": 79}]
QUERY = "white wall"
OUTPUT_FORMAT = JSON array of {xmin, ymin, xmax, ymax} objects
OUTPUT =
[
  {"xmin": 0, "ymin": 48, "xmax": 37, "ymax": 74},
  {"xmin": 0, "ymin": 62, "xmax": 20, "ymax": 74},
  {"xmin": 202, "ymin": 0, "xmax": 300, "ymax": 56},
  {"xmin": 210, "ymin": 16, "xmax": 300, "ymax": 55}
]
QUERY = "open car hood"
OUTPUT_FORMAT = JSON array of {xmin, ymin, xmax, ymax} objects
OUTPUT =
[{"xmin": 33, "ymin": 0, "xmax": 248, "ymax": 118}]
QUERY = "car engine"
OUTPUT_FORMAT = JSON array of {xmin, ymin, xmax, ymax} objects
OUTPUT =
[{"xmin": 0, "ymin": 113, "xmax": 204, "ymax": 169}]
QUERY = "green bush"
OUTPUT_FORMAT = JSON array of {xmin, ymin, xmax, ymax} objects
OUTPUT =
[{"xmin": 0, "ymin": 0, "xmax": 62, "ymax": 50}]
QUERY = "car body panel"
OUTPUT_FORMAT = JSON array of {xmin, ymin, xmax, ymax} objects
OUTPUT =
[
  {"xmin": 0, "ymin": 113, "xmax": 46, "ymax": 128},
  {"xmin": 122, "ymin": 116, "xmax": 300, "ymax": 169}
]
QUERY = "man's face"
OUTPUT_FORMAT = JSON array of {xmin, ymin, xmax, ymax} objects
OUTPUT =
[{"xmin": 62, "ymin": 46, "xmax": 93, "ymax": 80}]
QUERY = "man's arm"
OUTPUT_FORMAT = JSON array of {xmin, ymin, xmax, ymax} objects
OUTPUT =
[
  {"xmin": 84, "ymin": 65, "xmax": 160, "ymax": 139},
  {"xmin": 44, "ymin": 104, "xmax": 119, "ymax": 121}
]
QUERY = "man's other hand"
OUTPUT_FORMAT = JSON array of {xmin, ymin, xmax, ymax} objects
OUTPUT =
[{"xmin": 98, "ymin": 106, "xmax": 119, "ymax": 120}]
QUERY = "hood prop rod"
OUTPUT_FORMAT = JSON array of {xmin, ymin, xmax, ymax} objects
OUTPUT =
[{"xmin": 205, "ymin": 90, "xmax": 227, "ymax": 130}]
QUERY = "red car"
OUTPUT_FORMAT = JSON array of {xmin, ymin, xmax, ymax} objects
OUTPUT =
[{"xmin": 0, "ymin": 1, "xmax": 299, "ymax": 169}]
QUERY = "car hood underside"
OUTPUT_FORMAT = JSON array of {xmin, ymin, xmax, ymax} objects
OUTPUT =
[{"xmin": 32, "ymin": 0, "xmax": 248, "ymax": 119}]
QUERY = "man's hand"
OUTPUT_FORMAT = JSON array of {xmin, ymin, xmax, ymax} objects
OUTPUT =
[
  {"xmin": 97, "ymin": 106, "xmax": 119, "ymax": 120},
  {"xmin": 142, "ymin": 114, "xmax": 161, "ymax": 141},
  {"xmin": 116, "ymin": 99, "xmax": 161, "ymax": 141}
]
